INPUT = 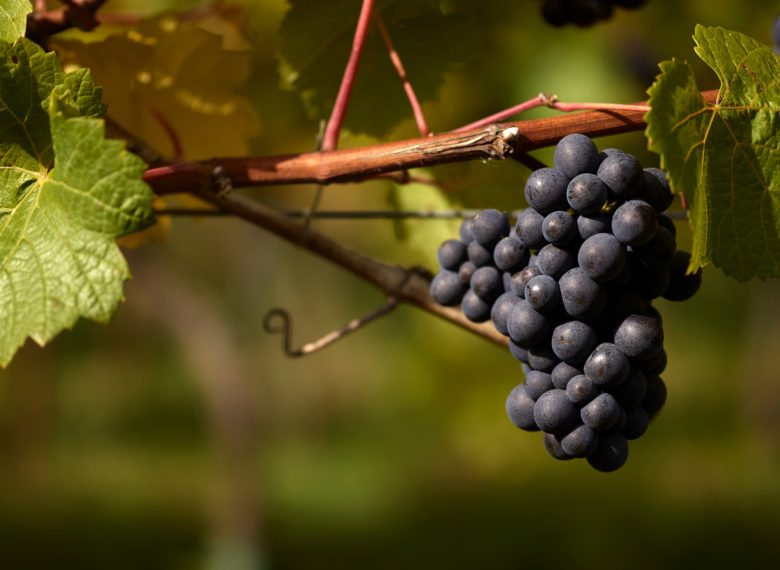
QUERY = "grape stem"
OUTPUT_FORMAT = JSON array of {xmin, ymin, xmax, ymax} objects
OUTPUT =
[{"xmin": 321, "ymin": 0, "xmax": 376, "ymax": 151}]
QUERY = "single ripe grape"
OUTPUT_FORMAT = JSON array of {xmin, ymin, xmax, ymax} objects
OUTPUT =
[
  {"xmin": 430, "ymin": 270, "xmax": 467, "ymax": 306},
  {"xmin": 581, "ymin": 393, "xmax": 621, "ymax": 431},
  {"xmin": 566, "ymin": 374, "xmax": 599, "ymax": 406},
  {"xmin": 586, "ymin": 431, "xmax": 629, "ymax": 472},
  {"xmin": 527, "ymin": 345, "xmax": 560, "ymax": 373},
  {"xmin": 524, "ymin": 274, "xmax": 561, "ymax": 313},
  {"xmin": 611, "ymin": 200, "xmax": 658, "ymax": 246},
  {"xmin": 553, "ymin": 134, "xmax": 600, "ymax": 178},
  {"xmin": 470, "ymin": 266, "xmax": 502, "ymax": 301},
  {"xmin": 491, "ymin": 292, "xmax": 521, "ymax": 336},
  {"xmin": 437, "ymin": 239, "xmax": 467, "ymax": 270},
  {"xmin": 584, "ymin": 342, "xmax": 630, "ymax": 388},
  {"xmin": 559, "ymin": 267, "xmax": 606, "ymax": 319},
  {"xmin": 578, "ymin": 233, "xmax": 626, "ymax": 282},
  {"xmin": 663, "ymin": 250, "xmax": 702, "ymax": 301},
  {"xmin": 551, "ymin": 362, "xmax": 582, "ymax": 390},
  {"xmin": 641, "ymin": 168, "xmax": 674, "ymax": 213},
  {"xmin": 537, "ymin": 244, "xmax": 577, "ymax": 279},
  {"xmin": 507, "ymin": 299, "xmax": 551, "ymax": 347},
  {"xmin": 467, "ymin": 240, "xmax": 493, "ymax": 267},
  {"xmin": 493, "ymin": 235, "xmax": 530, "ymax": 272},
  {"xmin": 542, "ymin": 210, "xmax": 577, "ymax": 245},
  {"xmin": 613, "ymin": 313, "xmax": 663, "ymax": 361},
  {"xmin": 515, "ymin": 208, "xmax": 546, "ymax": 250},
  {"xmin": 525, "ymin": 370, "xmax": 554, "ymax": 400},
  {"xmin": 577, "ymin": 212, "xmax": 611, "ymax": 241},
  {"xmin": 567, "ymin": 173, "xmax": 608, "ymax": 214},
  {"xmin": 471, "ymin": 208, "xmax": 510, "ymax": 247},
  {"xmin": 551, "ymin": 320, "xmax": 598, "ymax": 364},
  {"xmin": 561, "ymin": 424, "xmax": 599, "ymax": 458},
  {"xmin": 506, "ymin": 384, "xmax": 539, "ymax": 431},
  {"xmin": 534, "ymin": 389, "xmax": 579, "ymax": 434},
  {"xmin": 524, "ymin": 167, "xmax": 570, "ymax": 215},
  {"xmin": 597, "ymin": 151, "xmax": 643, "ymax": 200}
]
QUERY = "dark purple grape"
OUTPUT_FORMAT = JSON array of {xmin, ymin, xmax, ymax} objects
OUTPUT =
[
  {"xmin": 534, "ymin": 389, "xmax": 579, "ymax": 433},
  {"xmin": 587, "ymin": 432, "xmax": 629, "ymax": 472},
  {"xmin": 506, "ymin": 384, "xmax": 539, "ymax": 431},
  {"xmin": 542, "ymin": 210, "xmax": 578, "ymax": 245},
  {"xmin": 632, "ymin": 226, "xmax": 676, "ymax": 268},
  {"xmin": 538, "ymin": 244, "xmax": 577, "ymax": 279},
  {"xmin": 458, "ymin": 260, "xmax": 477, "ymax": 285},
  {"xmin": 472, "ymin": 208, "xmax": 510, "ymax": 247},
  {"xmin": 578, "ymin": 233, "xmax": 626, "ymax": 282},
  {"xmin": 638, "ymin": 348, "xmax": 667, "ymax": 375},
  {"xmin": 437, "ymin": 239, "xmax": 467, "ymax": 270},
  {"xmin": 622, "ymin": 407, "xmax": 649, "ymax": 439},
  {"xmin": 493, "ymin": 235, "xmax": 530, "ymax": 272},
  {"xmin": 641, "ymin": 168, "xmax": 674, "ymax": 212},
  {"xmin": 470, "ymin": 266, "xmax": 502, "ymax": 301},
  {"xmin": 527, "ymin": 345, "xmax": 560, "ymax": 373},
  {"xmin": 430, "ymin": 270, "xmax": 467, "ymax": 306},
  {"xmin": 566, "ymin": 374, "xmax": 599, "ymax": 406},
  {"xmin": 553, "ymin": 134, "xmax": 600, "ymax": 178},
  {"xmin": 581, "ymin": 393, "xmax": 621, "ymax": 431},
  {"xmin": 642, "ymin": 374, "xmax": 667, "ymax": 417},
  {"xmin": 543, "ymin": 432, "xmax": 573, "ymax": 460},
  {"xmin": 551, "ymin": 320, "xmax": 598, "ymax": 364},
  {"xmin": 524, "ymin": 167, "xmax": 570, "ymax": 215},
  {"xmin": 515, "ymin": 208, "xmax": 546, "ymax": 250},
  {"xmin": 459, "ymin": 217, "xmax": 474, "ymax": 243},
  {"xmin": 507, "ymin": 300, "xmax": 551, "ymax": 347},
  {"xmin": 551, "ymin": 361, "xmax": 580, "ymax": 389},
  {"xmin": 597, "ymin": 152, "xmax": 643, "ymax": 200},
  {"xmin": 657, "ymin": 213, "xmax": 676, "ymax": 237},
  {"xmin": 611, "ymin": 200, "xmax": 658, "ymax": 246},
  {"xmin": 461, "ymin": 289, "xmax": 491, "ymax": 322},
  {"xmin": 525, "ymin": 370, "xmax": 554, "ymax": 400},
  {"xmin": 663, "ymin": 250, "xmax": 702, "ymax": 301},
  {"xmin": 608, "ymin": 367, "xmax": 647, "ymax": 409},
  {"xmin": 567, "ymin": 173, "xmax": 608, "ymax": 214},
  {"xmin": 577, "ymin": 212, "xmax": 611, "ymax": 241},
  {"xmin": 584, "ymin": 342, "xmax": 630, "ymax": 388},
  {"xmin": 491, "ymin": 292, "xmax": 521, "ymax": 336},
  {"xmin": 559, "ymin": 267, "xmax": 606, "ymax": 319},
  {"xmin": 509, "ymin": 340, "xmax": 529, "ymax": 364},
  {"xmin": 467, "ymin": 240, "xmax": 493, "ymax": 267},
  {"xmin": 613, "ymin": 313, "xmax": 663, "ymax": 361},
  {"xmin": 561, "ymin": 424, "xmax": 599, "ymax": 457},
  {"xmin": 525, "ymin": 274, "xmax": 561, "ymax": 313}
]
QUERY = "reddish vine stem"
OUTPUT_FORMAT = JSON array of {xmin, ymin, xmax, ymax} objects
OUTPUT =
[
  {"xmin": 144, "ymin": 90, "xmax": 718, "ymax": 195},
  {"xmin": 374, "ymin": 11, "xmax": 430, "ymax": 137},
  {"xmin": 321, "ymin": 0, "xmax": 375, "ymax": 151}
]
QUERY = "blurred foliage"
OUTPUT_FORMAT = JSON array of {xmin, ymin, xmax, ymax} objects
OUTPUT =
[{"xmin": 2, "ymin": 0, "xmax": 780, "ymax": 569}]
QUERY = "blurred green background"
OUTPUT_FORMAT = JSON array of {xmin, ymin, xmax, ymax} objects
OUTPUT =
[{"xmin": 2, "ymin": 0, "xmax": 780, "ymax": 568}]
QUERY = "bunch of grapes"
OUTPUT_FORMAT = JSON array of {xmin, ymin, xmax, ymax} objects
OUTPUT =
[
  {"xmin": 539, "ymin": 0, "xmax": 647, "ymax": 27},
  {"xmin": 430, "ymin": 133, "xmax": 701, "ymax": 472}
]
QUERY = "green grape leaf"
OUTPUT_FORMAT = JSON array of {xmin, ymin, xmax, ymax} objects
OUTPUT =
[
  {"xmin": 646, "ymin": 25, "xmax": 780, "ymax": 281},
  {"xmin": 0, "ymin": 0, "xmax": 31, "ymax": 43},
  {"xmin": 0, "ymin": 38, "xmax": 155, "ymax": 367},
  {"xmin": 278, "ymin": 0, "xmax": 477, "ymax": 138}
]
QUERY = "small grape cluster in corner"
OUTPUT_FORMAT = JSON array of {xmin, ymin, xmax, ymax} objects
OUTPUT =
[
  {"xmin": 539, "ymin": 0, "xmax": 647, "ymax": 27},
  {"xmin": 430, "ymin": 134, "xmax": 702, "ymax": 472}
]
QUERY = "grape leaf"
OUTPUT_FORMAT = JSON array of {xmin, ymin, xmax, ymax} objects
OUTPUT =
[
  {"xmin": 646, "ymin": 25, "xmax": 780, "ymax": 281},
  {"xmin": 0, "ymin": 0, "xmax": 30, "ymax": 43},
  {"xmin": 52, "ymin": 13, "xmax": 260, "ymax": 161},
  {"xmin": 278, "ymin": 0, "xmax": 477, "ymax": 138},
  {"xmin": 0, "ymin": 38, "xmax": 155, "ymax": 367}
]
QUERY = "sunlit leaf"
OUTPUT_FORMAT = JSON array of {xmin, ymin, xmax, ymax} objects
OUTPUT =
[
  {"xmin": 0, "ymin": 38, "xmax": 155, "ymax": 366},
  {"xmin": 646, "ymin": 25, "xmax": 780, "ymax": 281},
  {"xmin": 0, "ymin": 0, "xmax": 30, "ymax": 43}
]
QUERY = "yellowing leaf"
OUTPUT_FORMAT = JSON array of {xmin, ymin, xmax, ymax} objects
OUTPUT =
[{"xmin": 53, "ymin": 13, "xmax": 261, "ymax": 161}]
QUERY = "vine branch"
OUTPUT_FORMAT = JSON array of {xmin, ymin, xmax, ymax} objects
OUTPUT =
[{"xmin": 144, "ymin": 90, "xmax": 718, "ymax": 195}]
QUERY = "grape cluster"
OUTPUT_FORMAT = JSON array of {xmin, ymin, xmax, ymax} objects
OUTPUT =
[
  {"xmin": 539, "ymin": 0, "xmax": 647, "ymax": 27},
  {"xmin": 430, "ymin": 133, "xmax": 702, "ymax": 472}
]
